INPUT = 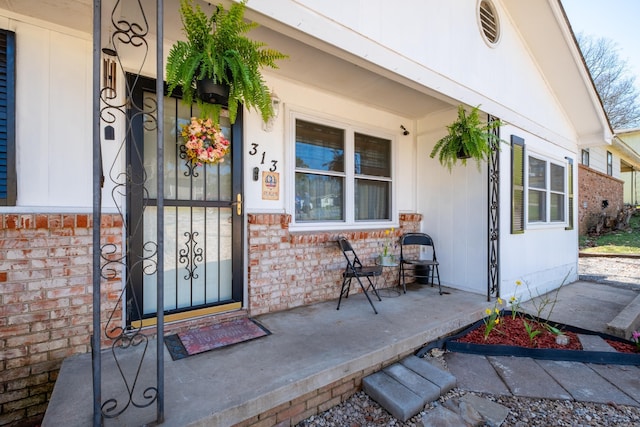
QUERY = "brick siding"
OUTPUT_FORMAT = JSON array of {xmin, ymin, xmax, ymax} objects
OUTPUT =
[
  {"xmin": 0, "ymin": 211, "xmax": 423, "ymax": 426},
  {"xmin": 247, "ymin": 213, "xmax": 422, "ymax": 316},
  {"xmin": 0, "ymin": 213, "xmax": 122, "ymax": 427},
  {"xmin": 578, "ymin": 164, "xmax": 624, "ymax": 235}
]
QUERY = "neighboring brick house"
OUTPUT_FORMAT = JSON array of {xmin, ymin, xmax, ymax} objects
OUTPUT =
[
  {"xmin": 578, "ymin": 131, "xmax": 640, "ymax": 234},
  {"xmin": 0, "ymin": 0, "xmax": 615, "ymax": 425}
]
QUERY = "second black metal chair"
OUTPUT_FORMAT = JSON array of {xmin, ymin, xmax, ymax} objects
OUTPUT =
[
  {"xmin": 398, "ymin": 232, "xmax": 442, "ymax": 295},
  {"xmin": 337, "ymin": 237, "xmax": 382, "ymax": 314}
]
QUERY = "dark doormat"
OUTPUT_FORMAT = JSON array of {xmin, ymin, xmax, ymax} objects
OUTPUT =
[{"xmin": 165, "ymin": 317, "xmax": 271, "ymax": 360}]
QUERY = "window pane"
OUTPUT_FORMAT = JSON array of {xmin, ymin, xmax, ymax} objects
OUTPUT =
[
  {"xmin": 528, "ymin": 157, "xmax": 546, "ymax": 189},
  {"xmin": 355, "ymin": 133, "xmax": 391, "ymax": 177},
  {"xmin": 550, "ymin": 164, "xmax": 564, "ymax": 192},
  {"xmin": 528, "ymin": 189, "xmax": 545, "ymax": 222},
  {"xmin": 295, "ymin": 172, "xmax": 344, "ymax": 221},
  {"xmin": 355, "ymin": 179, "xmax": 390, "ymax": 220},
  {"xmin": 550, "ymin": 193, "xmax": 564, "ymax": 222},
  {"xmin": 295, "ymin": 120, "xmax": 344, "ymax": 172}
]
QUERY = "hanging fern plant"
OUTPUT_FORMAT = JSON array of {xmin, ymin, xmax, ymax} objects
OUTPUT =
[
  {"xmin": 166, "ymin": 0, "xmax": 288, "ymax": 124},
  {"xmin": 430, "ymin": 105, "xmax": 503, "ymax": 172}
]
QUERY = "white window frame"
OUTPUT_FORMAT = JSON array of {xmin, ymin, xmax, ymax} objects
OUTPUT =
[
  {"xmin": 287, "ymin": 109, "xmax": 397, "ymax": 231},
  {"xmin": 526, "ymin": 153, "xmax": 568, "ymax": 227}
]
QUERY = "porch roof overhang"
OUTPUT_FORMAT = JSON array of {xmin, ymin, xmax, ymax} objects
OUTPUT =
[
  {"xmin": 0, "ymin": 0, "xmax": 453, "ymax": 119},
  {"xmin": 0, "ymin": 0, "xmax": 613, "ymax": 143},
  {"xmin": 502, "ymin": 0, "xmax": 613, "ymax": 148},
  {"xmin": 242, "ymin": 0, "xmax": 615, "ymax": 146}
]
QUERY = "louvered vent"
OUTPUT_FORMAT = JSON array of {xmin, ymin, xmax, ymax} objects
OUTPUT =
[{"xmin": 479, "ymin": 0, "xmax": 500, "ymax": 44}]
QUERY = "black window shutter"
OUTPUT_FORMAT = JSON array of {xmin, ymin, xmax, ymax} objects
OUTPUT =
[
  {"xmin": 565, "ymin": 157, "xmax": 574, "ymax": 230},
  {"xmin": 511, "ymin": 135, "xmax": 525, "ymax": 234},
  {"xmin": 0, "ymin": 29, "xmax": 16, "ymax": 206}
]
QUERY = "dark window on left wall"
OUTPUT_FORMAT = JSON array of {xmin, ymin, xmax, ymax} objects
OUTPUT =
[{"xmin": 0, "ymin": 30, "xmax": 16, "ymax": 206}]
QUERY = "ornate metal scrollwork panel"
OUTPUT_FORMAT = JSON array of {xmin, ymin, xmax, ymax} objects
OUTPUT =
[{"xmin": 488, "ymin": 115, "xmax": 500, "ymax": 299}]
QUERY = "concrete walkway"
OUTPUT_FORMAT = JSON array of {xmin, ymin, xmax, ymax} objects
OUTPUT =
[{"xmin": 43, "ymin": 279, "xmax": 640, "ymax": 426}]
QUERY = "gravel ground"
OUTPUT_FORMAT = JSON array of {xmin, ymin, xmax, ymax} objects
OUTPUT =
[
  {"xmin": 578, "ymin": 256, "xmax": 640, "ymax": 290},
  {"xmin": 298, "ymin": 256, "xmax": 640, "ymax": 427},
  {"xmin": 298, "ymin": 387, "xmax": 640, "ymax": 427}
]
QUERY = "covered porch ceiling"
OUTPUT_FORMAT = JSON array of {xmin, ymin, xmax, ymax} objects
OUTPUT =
[{"xmin": 0, "ymin": 0, "xmax": 452, "ymax": 120}]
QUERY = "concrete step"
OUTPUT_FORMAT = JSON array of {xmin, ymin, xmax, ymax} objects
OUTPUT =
[
  {"xmin": 362, "ymin": 355, "xmax": 456, "ymax": 422},
  {"xmin": 577, "ymin": 333, "xmax": 617, "ymax": 352},
  {"xmin": 607, "ymin": 293, "xmax": 640, "ymax": 340}
]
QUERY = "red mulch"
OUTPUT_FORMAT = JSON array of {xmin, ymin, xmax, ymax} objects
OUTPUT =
[
  {"xmin": 456, "ymin": 315, "xmax": 638, "ymax": 354},
  {"xmin": 605, "ymin": 339, "xmax": 638, "ymax": 354}
]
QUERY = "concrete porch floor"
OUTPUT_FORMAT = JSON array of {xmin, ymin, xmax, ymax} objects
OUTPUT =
[{"xmin": 43, "ymin": 283, "xmax": 488, "ymax": 426}]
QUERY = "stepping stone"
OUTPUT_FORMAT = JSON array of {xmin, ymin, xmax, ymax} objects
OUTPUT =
[
  {"xmin": 363, "ymin": 356, "xmax": 458, "ymax": 422},
  {"xmin": 587, "ymin": 363, "xmax": 640, "ymax": 406},
  {"xmin": 420, "ymin": 404, "xmax": 467, "ymax": 427},
  {"xmin": 383, "ymin": 363, "xmax": 440, "ymax": 403},
  {"xmin": 400, "ymin": 355, "xmax": 456, "ymax": 394},
  {"xmin": 537, "ymin": 360, "xmax": 638, "ymax": 406},
  {"xmin": 362, "ymin": 371, "xmax": 424, "ymax": 422},
  {"xmin": 459, "ymin": 394, "xmax": 510, "ymax": 427},
  {"xmin": 577, "ymin": 334, "xmax": 617, "ymax": 352},
  {"xmin": 488, "ymin": 356, "xmax": 572, "ymax": 400},
  {"xmin": 444, "ymin": 352, "xmax": 511, "ymax": 395}
]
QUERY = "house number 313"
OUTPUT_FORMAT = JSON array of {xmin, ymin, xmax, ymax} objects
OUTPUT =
[{"xmin": 249, "ymin": 143, "xmax": 278, "ymax": 172}]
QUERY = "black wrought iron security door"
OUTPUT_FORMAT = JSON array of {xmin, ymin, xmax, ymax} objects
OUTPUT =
[{"xmin": 127, "ymin": 75, "xmax": 243, "ymax": 326}]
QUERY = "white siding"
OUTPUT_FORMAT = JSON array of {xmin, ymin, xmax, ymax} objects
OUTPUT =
[{"xmin": 1, "ymin": 16, "xmax": 93, "ymax": 209}]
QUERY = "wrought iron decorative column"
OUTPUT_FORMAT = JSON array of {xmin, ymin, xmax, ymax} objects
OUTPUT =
[
  {"xmin": 92, "ymin": 0, "xmax": 164, "ymax": 424},
  {"xmin": 155, "ymin": 0, "xmax": 165, "ymax": 422},
  {"xmin": 91, "ymin": 2, "xmax": 102, "ymax": 425},
  {"xmin": 487, "ymin": 115, "xmax": 500, "ymax": 300}
]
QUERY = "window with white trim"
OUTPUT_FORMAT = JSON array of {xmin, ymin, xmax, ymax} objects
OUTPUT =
[
  {"xmin": 293, "ymin": 116, "xmax": 392, "ymax": 226},
  {"xmin": 528, "ymin": 155, "xmax": 566, "ymax": 224}
]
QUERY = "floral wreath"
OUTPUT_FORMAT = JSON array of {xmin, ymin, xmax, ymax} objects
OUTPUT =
[{"xmin": 180, "ymin": 117, "xmax": 230, "ymax": 166}]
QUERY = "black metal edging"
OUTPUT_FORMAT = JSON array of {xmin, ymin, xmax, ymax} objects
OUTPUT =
[{"xmin": 438, "ymin": 311, "xmax": 640, "ymax": 366}]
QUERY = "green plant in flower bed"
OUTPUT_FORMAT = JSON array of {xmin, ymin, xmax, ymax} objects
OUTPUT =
[{"xmin": 482, "ymin": 297, "xmax": 503, "ymax": 340}]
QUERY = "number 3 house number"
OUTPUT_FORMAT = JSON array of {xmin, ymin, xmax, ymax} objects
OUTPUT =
[{"xmin": 249, "ymin": 143, "xmax": 278, "ymax": 172}]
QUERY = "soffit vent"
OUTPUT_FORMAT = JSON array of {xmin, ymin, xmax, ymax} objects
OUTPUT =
[{"xmin": 479, "ymin": 0, "xmax": 500, "ymax": 45}]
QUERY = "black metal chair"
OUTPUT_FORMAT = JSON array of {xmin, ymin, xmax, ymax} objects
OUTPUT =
[
  {"xmin": 337, "ymin": 237, "xmax": 382, "ymax": 314},
  {"xmin": 398, "ymin": 232, "xmax": 442, "ymax": 295}
]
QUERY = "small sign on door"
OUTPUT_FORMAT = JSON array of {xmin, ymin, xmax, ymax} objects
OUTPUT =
[{"xmin": 262, "ymin": 171, "xmax": 279, "ymax": 200}]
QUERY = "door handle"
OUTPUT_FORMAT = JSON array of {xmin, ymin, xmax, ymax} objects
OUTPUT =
[{"xmin": 232, "ymin": 193, "xmax": 242, "ymax": 216}]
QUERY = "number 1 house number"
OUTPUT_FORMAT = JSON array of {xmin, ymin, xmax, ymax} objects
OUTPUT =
[{"xmin": 249, "ymin": 143, "xmax": 278, "ymax": 172}]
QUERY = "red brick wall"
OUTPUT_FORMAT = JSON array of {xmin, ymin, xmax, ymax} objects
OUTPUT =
[
  {"xmin": 578, "ymin": 164, "xmax": 624, "ymax": 234},
  {"xmin": 247, "ymin": 213, "xmax": 422, "ymax": 316},
  {"xmin": 0, "ymin": 211, "xmax": 423, "ymax": 426},
  {"xmin": 0, "ymin": 213, "xmax": 122, "ymax": 427}
]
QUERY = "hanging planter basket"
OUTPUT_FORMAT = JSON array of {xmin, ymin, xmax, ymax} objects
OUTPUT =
[
  {"xmin": 196, "ymin": 77, "xmax": 230, "ymax": 106},
  {"xmin": 456, "ymin": 147, "xmax": 471, "ymax": 159}
]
